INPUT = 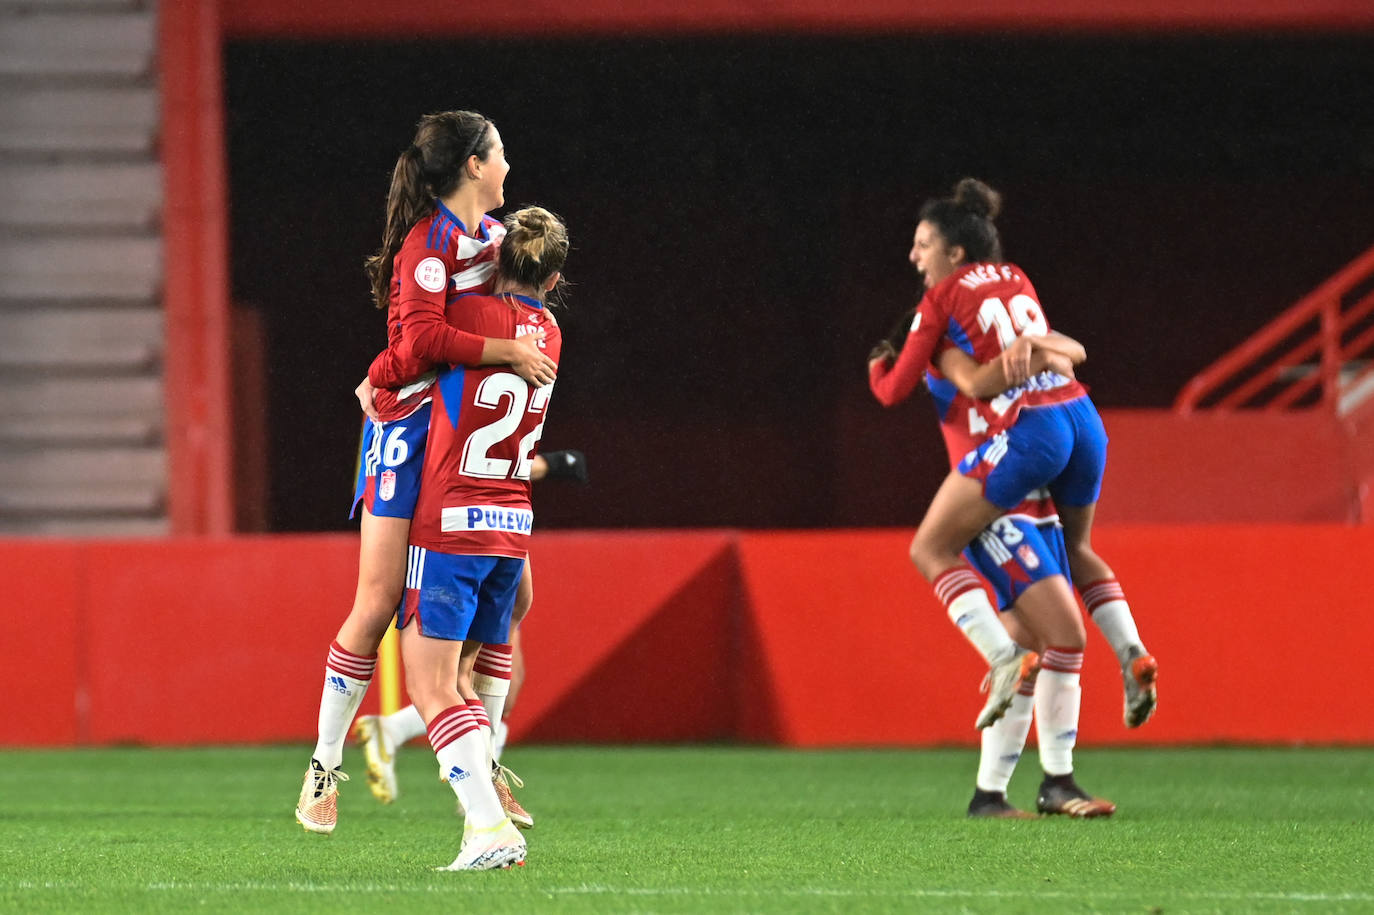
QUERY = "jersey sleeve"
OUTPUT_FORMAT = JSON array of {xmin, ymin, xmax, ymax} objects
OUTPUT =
[
  {"xmin": 367, "ymin": 345, "xmax": 407, "ymax": 389},
  {"xmin": 392, "ymin": 237, "xmax": 486, "ymax": 368},
  {"xmin": 868, "ymin": 293, "xmax": 947, "ymax": 407}
]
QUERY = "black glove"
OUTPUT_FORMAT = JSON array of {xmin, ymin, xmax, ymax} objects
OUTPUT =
[
  {"xmin": 868, "ymin": 340, "xmax": 897, "ymax": 363},
  {"xmin": 540, "ymin": 449, "xmax": 588, "ymax": 484}
]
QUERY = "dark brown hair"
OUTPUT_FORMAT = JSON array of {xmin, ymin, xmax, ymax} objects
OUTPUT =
[
  {"xmin": 364, "ymin": 110, "xmax": 494, "ymax": 309},
  {"xmin": 918, "ymin": 177, "xmax": 1004, "ymax": 263}
]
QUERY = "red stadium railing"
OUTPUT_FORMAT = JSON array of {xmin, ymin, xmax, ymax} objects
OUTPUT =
[{"xmin": 1174, "ymin": 242, "xmax": 1374, "ymax": 416}]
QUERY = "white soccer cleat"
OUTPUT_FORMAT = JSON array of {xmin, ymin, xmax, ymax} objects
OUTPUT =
[
  {"xmin": 493, "ymin": 763, "xmax": 533, "ymax": 829},
  {"xmin": 976, "ymin": 648, "xmax": 1040, "ymax": 730},
  {"xmin": 353, "ymin": 715, "xmax": 399, "ymax": 803},
  {"xmin": 295, "ymin": 759, "xmax": 348, "ymax": 834},
  {"xmin": 437, "ymin": 818, "xmax": 527, "ymax": 871}
]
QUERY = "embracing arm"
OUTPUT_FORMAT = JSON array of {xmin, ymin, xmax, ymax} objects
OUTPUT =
[{"xmin": 938, "ymin": 331, "xmax": 1085, "ymax": 400}]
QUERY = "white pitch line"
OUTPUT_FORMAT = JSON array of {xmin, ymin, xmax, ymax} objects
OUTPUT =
[{"xmin": 7, "ymin": 880, "xmax": 1372, "ymax": 905}]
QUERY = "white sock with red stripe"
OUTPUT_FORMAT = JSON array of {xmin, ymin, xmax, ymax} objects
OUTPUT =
[
  {"xmin": 1035, "ymin": 647, "xmax": 1083, "ymax": 776},
  {"xmin": 493, "ymin": 720, "xmax": 510, "ymax": 763},
  {"xmin": 934, "ymin": 566, "xmax": 1019, "ymax": 666},
  {"xmin": 312, "ymin": 641, "xmax": 376, "ymax": 770},
  {"xmin": 1082, "ymin": 579, "xmax": 1146, "ymax": 665},
  {"xmin": 466, "ymin": 698, "xmax": 494, "ymax": 767},
  {"xmin": 976, "ymin": 675, "xmax": 1037, "ymax": 792},
  {"xmin": 380, "ymin": 704, "xmax": 427, "ymax": 747},
  {"xmin": 428, "ymin": 704, "xmax": 505, "ymax": 829},
  {"xmin": 473, "ymin": 643, "xmax": 513, "ymax": 738}
]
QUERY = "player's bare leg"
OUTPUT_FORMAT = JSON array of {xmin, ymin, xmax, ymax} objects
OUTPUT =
[
  {"xmin": 297, "ymin": 509, "xmax": 408, "ymax": 830},
  {"xmin": 479, "ymin": 562, "xmax": 533, "ymax": 827},
  {"xmin": 337, "ymin": 511, "xmax": 410, "ymax": 655},
  {"xmin": 401, "ymin": 624, "xmax": 524, "ymax": 870},
  {"xmin": 968, "ymin": 610, "xmax": 1040, "ymax": 819},
  {"xmin": 1059, "ymin": 502, "xmax": 1157, "ymax": 728},
  {"xmin": 911, "ymin": 473, "xmax": 1036, "ymax": 727},
  {"xmin": 1006, "ymin": 576, "xmax": 1114, "ymax": 817}
]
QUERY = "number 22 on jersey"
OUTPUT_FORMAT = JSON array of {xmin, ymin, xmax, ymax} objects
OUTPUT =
[{"xmin": 459, "ymin": 372, "xmax": 551, "ymax": 481}]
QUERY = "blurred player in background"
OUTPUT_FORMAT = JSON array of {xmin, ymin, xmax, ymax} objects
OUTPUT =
[
  {"xmin": 296, "ymin": 110, "xmax": 554, "ymax": 836},
  {"xmin": 391, "ymin": 205, "xmax": 569, "ymax": 870},
  {"xmin": 870, "ymin": 178, "xmax": 1156, "ymax": 814},
  {"xmin": 352, "ymin": 447, "xmax": 588, "ymax": 821},
  {"xmin": 874, "ymin": 319, "xmax": 1116, "ymax": 817}
]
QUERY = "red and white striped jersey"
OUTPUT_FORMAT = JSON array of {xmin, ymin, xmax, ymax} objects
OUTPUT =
[
  {"xmin": 409, "ymin": 292, "xmax": 562, "ymax": 559},
  {"xmin": 367, "ymin": 202, "xmax": 506, "ymax": 422},
  {"xmin": 869, "ymin": 262, "xmax": 1086, "ymax": 437}
]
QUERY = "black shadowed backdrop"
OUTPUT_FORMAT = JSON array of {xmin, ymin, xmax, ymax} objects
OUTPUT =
[{"xmin": 224, "ymin": 34, "xmax": 1374, "ymax": 531}]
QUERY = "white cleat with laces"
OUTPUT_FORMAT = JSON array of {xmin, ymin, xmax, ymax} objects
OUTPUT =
[
  {"xmin": 295, "ymin": 758, "xmax": 348, "ymax": 834},
  {"xmin": 493, "ymin": 763, "xmax": 533, "ymax": 829}
]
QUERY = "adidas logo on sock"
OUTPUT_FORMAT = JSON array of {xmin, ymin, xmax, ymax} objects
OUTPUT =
[
  {"xmin": 326, "ymin": 675, "xmax": 350, "ymax": 694},
  {"xmin": 448, "ymin": 766, "xmax": 471, "ymax": 783}
]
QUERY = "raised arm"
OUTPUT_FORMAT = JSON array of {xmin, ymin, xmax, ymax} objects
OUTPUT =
[{"xmin": 868, "ymin": 299, "xmax": 945, "ymax": 407}]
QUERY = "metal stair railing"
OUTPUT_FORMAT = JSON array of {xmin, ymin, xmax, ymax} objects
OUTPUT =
[{"xmin": 1174, "ymin": 242, "xmax": 1374, "ymax": 416}]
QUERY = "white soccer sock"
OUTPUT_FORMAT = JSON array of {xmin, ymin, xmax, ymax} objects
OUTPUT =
[
  {"xmin": 473, "ymin": 643, "xmax": 513, "ymax": 738},
  {"xmin": 312, "ymin": 641, "xmax": 376, "ymax": 770},
  {"xmin": 381, "ymin": 704, "xmax": 427, "ymax": 747},
  {"xmin": 466, "ymin": 699, "xmax": 494, "ymax": 768},
  {"xmin": 935, "ymin": 568, "xmax": 1018, "ymax": 666},
  {"xmin": 976, "ymin": 689, "xmax": 1035, "ymax": 793},
  {"xmin": 1035, "ymin": 648, "xmax": 1083, "ymax": 777},
  {"xmin": 492, "ymin": 720, "xmax": 509, "ymax": 763},
  {"xmin": 1082, "ymin": 579, "xmax": 1146, "ymax": 665},
  {"xmin": 427, "ymin": 704, "xmax": 506, "ymax": 829}
]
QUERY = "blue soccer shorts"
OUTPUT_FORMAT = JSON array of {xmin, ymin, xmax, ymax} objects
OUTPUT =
[
  {"xmin": 349, "ymin": 402, "xmax": 431, "ymax": 520},
  {"xmin": 958, "ymin": 395, "xmax": 1108, "ymax": 510},
  {"xmin": 396, "ymin": 548, "xmax": 524, "ymax": 643},
  {"xmin": 963, "ymin": 516, "xmax": 1071, "ymax": 611}
]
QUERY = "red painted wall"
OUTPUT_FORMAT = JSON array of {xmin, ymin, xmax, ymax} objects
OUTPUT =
[
  {"xmin": 4, "ymin": 526, "xmax": 1370, "ymax": 748},
  {"xmin": 1095, "ymin": 409, "xmax": 1362, "ymax": 523}
]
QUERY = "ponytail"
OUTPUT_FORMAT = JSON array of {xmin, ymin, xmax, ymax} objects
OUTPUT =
[
  {"xmin": 364, "ymin": 146, "xmax": 432, "ymax": 309},
  {"xmin": 363, "ymin": 110, "xmax": 495, "ymax": 310}
]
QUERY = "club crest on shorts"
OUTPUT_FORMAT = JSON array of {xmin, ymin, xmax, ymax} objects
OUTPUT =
[
  {"xmin": 1017, "ymin": 543, "xmax": 1040, "ymax": 569},
  {"xmin": 378, "ymin": 469, "xmax": 397, "ymax": 501}
]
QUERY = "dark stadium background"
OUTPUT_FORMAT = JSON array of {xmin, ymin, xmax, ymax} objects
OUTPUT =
[{"xmin": 224, "ymin": 36, "xmax": 1374, "ymax": 531}]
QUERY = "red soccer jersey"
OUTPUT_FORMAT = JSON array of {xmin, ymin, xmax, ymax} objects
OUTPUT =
[
  {"xmin": 367, "ymin": 202, "xmax": 506, "ymax": 422},
  {"xmin": 869, "ymin": 262, "xmax": 1086, "ymax": 436},
  {"xmin": 409, "ymin": 292, "xmax": 562, "ymax": 559}
]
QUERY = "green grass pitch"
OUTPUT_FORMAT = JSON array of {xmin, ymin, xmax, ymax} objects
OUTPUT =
[{"xmin": 2, "ymin": 746, "xmax": 1371, "ymax": 913}]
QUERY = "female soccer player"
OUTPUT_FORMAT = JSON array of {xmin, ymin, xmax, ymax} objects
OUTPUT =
[
  {"xmin": 394, "ymin": 205, "xmax": 569, "ymax": 870},
  {"xmin": 351, "ymin": 447, "xmax": 588, "ymax": 824},
  {"xmin": 868, "ymin": 179, "xmax": 1153, "ymax": 800},
  {"xmin": 296, "ymin": 110, "xmax": 553, "ymax": 836},
  {"xmin": 933, "ymin": 342, "xmax": 1119, "ymax": 818},
  {"xmin": 874, "ymin": 318, "xmax": 1119, "ymax": 816}
]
